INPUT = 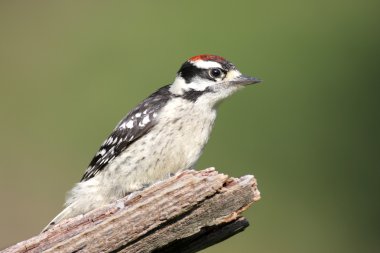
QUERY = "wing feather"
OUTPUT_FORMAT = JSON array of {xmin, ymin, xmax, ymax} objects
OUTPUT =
[{"xmin": 80, "ymin": 85, "xmax": 172, "ymax": 182}]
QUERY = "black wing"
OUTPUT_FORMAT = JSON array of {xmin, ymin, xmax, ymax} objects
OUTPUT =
[{"xmin": 80, "ymin": 85, "xmax": 172, "ymax": 182}]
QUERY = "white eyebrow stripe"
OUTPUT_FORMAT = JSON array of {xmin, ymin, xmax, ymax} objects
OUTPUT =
[{"xmin": 191, "ymin": 60, "xmax": 222, "ymax": 69}]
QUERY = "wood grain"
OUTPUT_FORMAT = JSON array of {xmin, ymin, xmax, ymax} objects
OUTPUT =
[{"xmin": 2, "ymin": 168, "xmax": 260, "ymax": 253}]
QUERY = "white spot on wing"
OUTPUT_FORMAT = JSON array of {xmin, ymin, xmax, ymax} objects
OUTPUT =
[
  {"xmin": 119, "ymin": 122, "xmax": 127, "ymax": 129},
  {"xmin": 135, "ymin": 113, "xmax": 141, "ymax": 118},
  {"xmin": 126, "ymin": 120, "xmax": 134, "ymax": 128},
  {"xmin": 153, "ymin": 112, "xmax": 158, "ymax": 118},
  {"xmin": 142, "ymin": 115, "xmax": 150, "ymax": 124},
  {"xmin": 97, "ymin": 149, "xmax": 106, "ymax": 156},
  {"xmin": 100, "ymin": 158, "xmax": 109, "ymax": 165}
]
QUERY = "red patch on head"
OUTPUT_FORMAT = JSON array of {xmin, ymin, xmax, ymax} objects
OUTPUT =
[{"xmin": 189, "ymin": 54, "xmax": 226, "ymax": 63}]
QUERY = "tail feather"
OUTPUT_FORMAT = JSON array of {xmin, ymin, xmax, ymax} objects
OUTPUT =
[{"xmin": 41, "ymin": 203, "xmax": 77, "ymax": 233}]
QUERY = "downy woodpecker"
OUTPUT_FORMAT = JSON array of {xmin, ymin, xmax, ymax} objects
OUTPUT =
[{"xmin": 43, "ymin": 54, "xmax": 261, "ymax": 231}]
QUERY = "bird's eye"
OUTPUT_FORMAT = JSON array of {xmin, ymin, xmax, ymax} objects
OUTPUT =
[{"xmin": 208, "ymin": 68, "xmax": 224, "ymax": 79}]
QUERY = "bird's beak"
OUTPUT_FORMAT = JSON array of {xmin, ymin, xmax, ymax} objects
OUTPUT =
[{"xmin": 231, "ymin": 75, "xmax": 261, "ymax": 86}]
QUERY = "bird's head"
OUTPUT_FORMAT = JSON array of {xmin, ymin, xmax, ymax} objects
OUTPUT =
[{"xmin": 169, "ymin": 54, "xmax": 261, "ymax": 104}]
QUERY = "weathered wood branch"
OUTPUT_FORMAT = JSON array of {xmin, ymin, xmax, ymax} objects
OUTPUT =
[{"xmin": 2, "ymin": 168, "xmax": 260, "ymax": 253}]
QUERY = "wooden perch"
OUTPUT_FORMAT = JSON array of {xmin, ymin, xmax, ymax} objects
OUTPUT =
[{"xmin": 2, "ymin": 168, "xmax": 260, "ymax": 253}]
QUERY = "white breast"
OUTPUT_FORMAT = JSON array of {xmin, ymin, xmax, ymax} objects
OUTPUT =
[
  {"xmin": 101, "ymin": 97, "xmax": 217, "ymax": 195},
  {"xmin": 65, "ymin": 97, "xmax": 218, "ymax": 216}
]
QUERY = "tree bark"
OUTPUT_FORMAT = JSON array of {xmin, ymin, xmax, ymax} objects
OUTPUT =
[{"xmin": 2, "ymin": 168, "xmax": 260, "ymax": 253}]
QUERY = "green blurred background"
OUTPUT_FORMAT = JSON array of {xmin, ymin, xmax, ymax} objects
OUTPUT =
[{"xmin": 0, "ymin": 1, "xmax": 379, "ymax": 252}]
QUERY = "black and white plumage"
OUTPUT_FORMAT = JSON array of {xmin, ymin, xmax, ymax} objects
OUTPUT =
[
  {"xmin": 43, "ymin": 54, "xmax": 260, "ymax": 232},
  {"xmin": 81, "ymin": 85, "xmax": 172, "ymax": 182}
]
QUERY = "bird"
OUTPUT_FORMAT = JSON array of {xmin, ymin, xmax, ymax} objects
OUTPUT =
[{"xmin": 43, "ymin": 54, "xmax": 261, "ymax": 232}]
